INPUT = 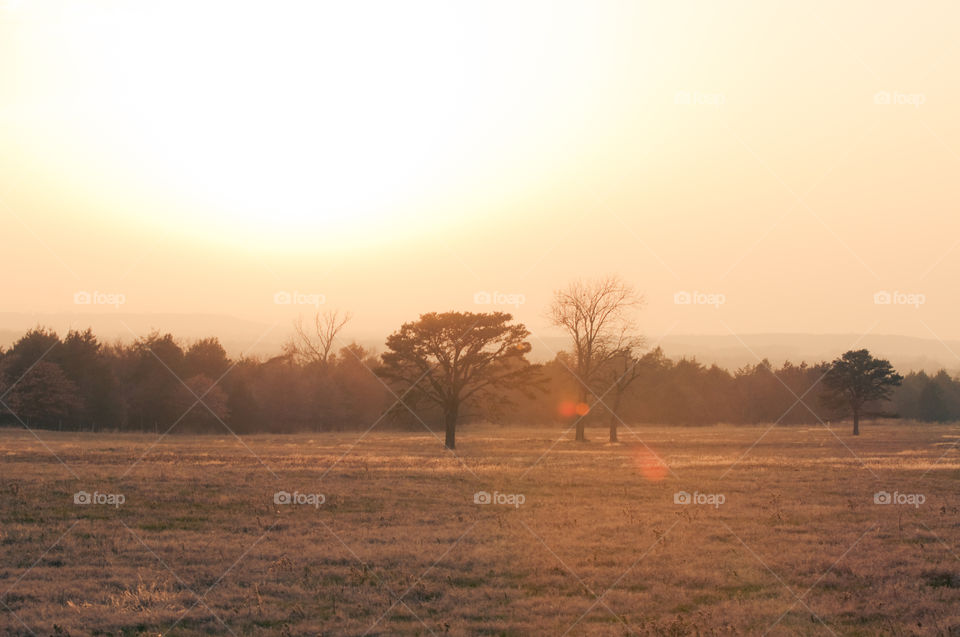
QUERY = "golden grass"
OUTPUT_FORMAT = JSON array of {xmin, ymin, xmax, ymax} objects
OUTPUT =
[{"xmin": 1, "ymin": 422, "xmax": 959, "ymax": 635}]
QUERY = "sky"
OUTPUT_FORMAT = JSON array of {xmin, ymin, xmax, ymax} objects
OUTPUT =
[{"xmin": 1, "ymin": 0, "xmax": 959, "ymax": 353}]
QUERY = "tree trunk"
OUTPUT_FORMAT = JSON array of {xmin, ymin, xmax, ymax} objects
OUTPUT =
[
  {"xmin": 852, "ymin": 407, "xmax": 860, "ymax": 436},
  {"xmin": 609, "ymin": 392, "xmax": 623, "ymax": 443},
  {"xmin": 575, "ymin": 388, "xmax": 588, "ymax": 442},
  {"xmin": 444, "ymin": 405, "xmax": 458, "ymax": 450}
]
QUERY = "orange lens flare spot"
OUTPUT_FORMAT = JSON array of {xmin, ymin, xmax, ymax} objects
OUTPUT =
[
  {"xmin": 558, "ymin": 401, "xmax": 591, "ymax": 418},
  {"xmin": 632, "ymin": 447, "xmax": 668, "ymax": 482}
]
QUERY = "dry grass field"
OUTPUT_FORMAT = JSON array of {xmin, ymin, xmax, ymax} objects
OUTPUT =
[{"xmin": 1, "ymin": 422, "xmax": 959, "ymax": 636}]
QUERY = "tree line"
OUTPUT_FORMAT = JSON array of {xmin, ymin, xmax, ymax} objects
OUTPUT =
[{"xmin": 0, "ymin": 277, "xmax": 951, "ymax": 445}]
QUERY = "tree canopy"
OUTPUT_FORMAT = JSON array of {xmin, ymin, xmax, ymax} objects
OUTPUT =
[
  {"xmin": 821, "ymin": 349, "xmax": 903, "ymax": 435},
  {"xmin": 380, "ymin": 311, "xmax": 541, "ymax": 449}
]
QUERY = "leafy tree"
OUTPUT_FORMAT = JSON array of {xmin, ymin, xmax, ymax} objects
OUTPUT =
[
  {"xmin": 821, "ymin": 349, "xmax": 903, "ymax": 435},
  {"xmin": 126, "ymin": 332, "xmax": 186, "ymax": 432},
  {"xmin": 252, "ymin": 354, "xmax": 315, "ymax": 432},
  {"xmin": 225, "ymin": 374, "xmax": 262, "ymax": 433},
  {"xmin": 332, "ymin": 343, "xmax": 390, "ymax": 431},
  {"xmin": 184, "ymin": 337, "xmax": 231, "ymax": 379},
  {"xmin": 3, "ymin": 326, "xmax": 62, "ymax": 382},
  {"xmin": 380, "ymin": 312, "xmax": 540, "ymax": 449},
  {"xmin": 171, "ymin": 374, "xmax": 231, "ymax": 433},
  {"xmin": 918, "ymin": 379, "xmax": 949, "ymax": 422},
  {"xmin": 2, "ymin": 361, "xmax": 81, "ymax": 428},
  {"xmin": 59, "ymin": 329, "xmax": 122, "ymax": 430}
]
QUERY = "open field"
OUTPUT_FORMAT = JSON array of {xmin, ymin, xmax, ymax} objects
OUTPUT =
[{"xmin": 1, "ymin": 423, "xmax": 960, "ymax": 636}]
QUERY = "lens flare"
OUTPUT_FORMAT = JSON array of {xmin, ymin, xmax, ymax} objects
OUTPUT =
[
  {"xmin": 632, "ymin": 446, "xmax": 668, "ymax": 482},
  {"xmin": 558, "ymin": 401, "xmax": 591, "ymax": 418}
]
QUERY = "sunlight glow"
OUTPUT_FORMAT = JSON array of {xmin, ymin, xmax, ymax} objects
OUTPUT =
[{"xmin": 6, "ymin": 1, "xmax": 624, "ymax": 251}]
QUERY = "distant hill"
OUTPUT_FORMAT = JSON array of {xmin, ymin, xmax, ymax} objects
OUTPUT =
[
  {"xmin": 651, "ymin": 333, "xmax": 960, "ymax": 375},
  {"xmin": 519, "ymin": 333, "xmax": 960, "ymax": 375},
  {"xmin": 0, "ymin": 313, "xmax": 956, "ymax": 374}
]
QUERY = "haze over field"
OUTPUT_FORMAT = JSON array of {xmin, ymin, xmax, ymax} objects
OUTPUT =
[
  {"xmin": 3, "ymin": 2, "xmax": 960, "ymax": 635},
  {"xmin": 2, "ymin": 0, "xmax": 960, "ymax": 350},
  {"xmin": 3, "ymin": 311, "xmax": 960, "ymax": 374}
]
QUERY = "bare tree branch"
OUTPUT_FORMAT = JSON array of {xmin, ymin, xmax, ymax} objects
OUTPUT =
[
  {"xmin": 284, "ymin": 310, "xmax": 352, "ymax": 366},
  {"xmin": 547, "ymin": 275, "xmax": 644, "ymax": 441}
]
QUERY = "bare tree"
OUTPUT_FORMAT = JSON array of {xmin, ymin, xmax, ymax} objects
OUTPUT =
[
  {"xmin": 548, "ymin": 275, "xmax": 643, "ymax": 441},
  {"xmin": 285, "ymin": 310, "xmax": 352, "ymax": 366},
  {"xmin": 598, "ymin": 348, "xmax": 643, "ymax": 442}
]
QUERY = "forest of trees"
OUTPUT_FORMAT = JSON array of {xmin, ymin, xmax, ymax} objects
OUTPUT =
[{"xmin": 0, "ymin": 322, "xmax": 957, "ymax": 435}]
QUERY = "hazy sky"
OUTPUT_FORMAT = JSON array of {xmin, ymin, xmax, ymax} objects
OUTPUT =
[{"xmin": 2, "ymin": 0, "xmax": 959, "ymax": 350}]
